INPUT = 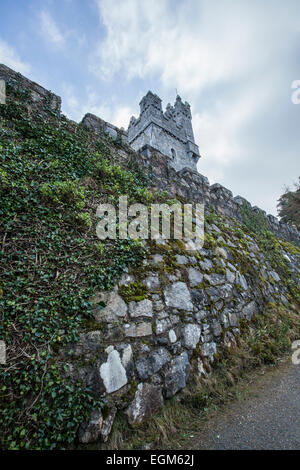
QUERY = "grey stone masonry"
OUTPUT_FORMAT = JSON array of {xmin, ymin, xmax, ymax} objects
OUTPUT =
[
  {"xmin": 127, "ymin": 91, "xmax": 200, "ymax": 172},
  {"xmin": 0, "ymin": 63, "xmax": 61, "ymax": 114},
  {"xmin": 81, "ymin": 113, "xmax": 128, "ymax": 145}
]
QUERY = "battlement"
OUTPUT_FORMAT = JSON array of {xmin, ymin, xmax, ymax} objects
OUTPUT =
[
  {"xmin": 128, "ymin": 91, "xmax": 200, "ymax": 172},
  {"xmin": 139, "ymin": 91, "xmax": 162, "ymax": 115}
]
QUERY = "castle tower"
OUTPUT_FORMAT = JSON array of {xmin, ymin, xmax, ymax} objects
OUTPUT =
[
  {"xmin": 139, "ymin": 91, "xmax": 162, "ymax": 117},
  {"xmin": 173, "ymin": 95, "xmax": 194, "ymax": 141},
  {"xmin": 127, "ymin": 91, "xmax": 200, "ymax": 172}
]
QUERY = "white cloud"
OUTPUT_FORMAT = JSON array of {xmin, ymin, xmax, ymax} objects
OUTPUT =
[
  {"xmin": 38, "ymin": 10, "xmax": 87, "ymax": 49},
  {"xmin": 90, "ymin": 0, "xmax": 300, "ymax": 216},
  {"xmin": 39, "ymin": 10, "xmax": 66, "ymax": 47},
  {"xmin": 193, "ymin": 76, "xmax": 276, "ymax": 178},
  {"xmin": 61, "ymin": 83, "xmax": 134, "ymax": 129},
  {"xmin": 93, "ymin": 0, "xmax": 275, "ymax": 88},
  {"xmin": 0, "ymin": 39, "xmax": 30, "ymax": 74},
  {"xmin": 112, "ymin": 106, "xmax": 134, "ymax": 129}
]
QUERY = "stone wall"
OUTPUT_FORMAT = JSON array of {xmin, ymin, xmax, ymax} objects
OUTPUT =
[
  {"xmin": 60, "ymin": 213, "xmax": 300, "ymax": 443},
  {"xmin": 1, "ymin": 63, "xmax": 299, "ymax": 446},
  {"xmin": 81, "ymin": 113, "xmax": 128, "ymax": 145},
  {"xmin": 0, "ymin": 63, "xmax": 61, "ymax": 114}
]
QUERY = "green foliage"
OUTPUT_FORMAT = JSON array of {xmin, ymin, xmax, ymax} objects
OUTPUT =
[
  {"xmin": 0, "ymin": 80, "xmax": 148, "ymax": 449},
  {"xmin": 1, "ymin": 361, "xmax": 100, "ymax": 450},
  {"xmin": 234, "ymin": 199, "xmax": 300, "ymax": 305},
  {"xmin": 234, "ymin": 228, "xmax": 244, "ymax": 239},
  {"xmin": 76, "ymin": 211, "xmax": 93, "ymax": 229},
  {"xmin": 245, "ymin": 305, "xmax": 299, "ymax": 365},
  {"xmin": 281, "ymin": 240, "xmax": 300, "ymax": 257},
  {"xmin": 0, "ymin": 166, "xmax": 9, "ymax": 191},
  {"xmin": 204, "ymin": 210, "xmax": 218, "ymax": 224},
  {"xmin": 258, "ymin": 231, "xmax": 300, "ymax": 304},
  {"xmin": 96, "ymin": 158, "xmax": 152, "ymax": 203},
  {"xmin": 40, "ymin": 180, "xmax": 85, "ymax": 209},
  {"xmin": 277, "ymin": 178, "xmax": 300, "ymax": 230},
  {"xmin": 240, "ymin": 201, "xmax": 268, "ymax": 236}
]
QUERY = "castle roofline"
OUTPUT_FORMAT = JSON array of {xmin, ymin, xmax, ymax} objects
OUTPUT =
[{"xmin": 139, "ymin": 90, "xmax": 162, "ymax": 106}]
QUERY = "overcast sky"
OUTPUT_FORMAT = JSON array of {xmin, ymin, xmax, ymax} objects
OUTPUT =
[{"xmin": 0, "ymin": 0, "xmax": 299, "ymax": 216}]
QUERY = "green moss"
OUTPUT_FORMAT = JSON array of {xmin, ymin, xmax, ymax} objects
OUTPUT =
[
  {"xmin": 163, "ymin": 252, "xmax": 179, "ymax": 271},
  {"xmin": 229, "ymin": 246, "xmax": 256, "ymax": 277},
  {"xmin": 83, "ymin": 318, "xmax": 106, "ymax": 332},
  {"xmin": 258, "ymin": 273, "xmax": 267, "ymax": 284},
  {"xmin": 281, "ymin": 240, "xmax": 300, "ymax": 257},
  {"xmin": 119, "ymin": 281, "xmax": 148, "ymax": 302},
  {"xmin": 172, "ymin": 239, "xmax": 187, "ymax": 252},
  {"xmin": 121, "ymin": 380, "xmax": 138, "ymax": 403},
  {"xmin": 204, "ymin": 233, "xmax": 218, "ymax": 249},
  {"xmin": 214, "ymin": 266, "xmax": 226, "ymax": 275},
  {"xmin": 258, "ymin": 231, "xmax": 300, "ymax": 304}
]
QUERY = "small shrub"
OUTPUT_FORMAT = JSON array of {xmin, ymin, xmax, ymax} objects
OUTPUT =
[
  {"xmin": 40, "ymin": 180, "xmax": 85, "ymax": 209},
  {"xmin": 76, "ymin": 212, "xmax": 92, "ymax": 229}
]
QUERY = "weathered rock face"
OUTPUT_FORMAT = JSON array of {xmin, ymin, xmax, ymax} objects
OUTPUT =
[
  {"xmin": 78, "ymin": 409, "xmax": 103, "ymax": 444},
  {"xmin": 242, "ymin": 301, "xmax": 257, "ymax": 320},
  {"xmin": 92, "ymin": 292, "xmax": 127, "ymax": 323},
  {"xmin": 129, "ymin": 299, "xmax": 153, "ymax": 318},
  {"xmin": 125, "ymin": 383, "xmax": 164, "ymax": 425},
  {"xmin": 164, "ymin": 352, "xmax": 190, "ymax": 397},
  {"xmin": 136, "ymin": 348, "xmax": 171, "ymax": 380},
  {"xmin": 164, "ymin": 282, "xmax": 193, "ymax": 311},
  {"xmin": 99, "ymin": 346, "xmax": 128, "ymax": 394},
  {"xmin": 124, "ymin": 322, "xmax": 152, "ymax": 337},
  {"xmin": 0, "ymin": 63, "xmax": 61, "ymax": 115},
  {"xmin": 183, "ymin": 324, "xmax": 201, "ymax": 349},
  {"xmin": 81, "ymin": 112, "xmax": 128, "ymax": 144},
  {"xmin": 78, "ymin": 407, "xmax": 118, "ymax": 444},
  {"xmin": 56, "ymin": 197, "xmax": 299, "ymax": 447},
  {"xmin": 100, "ymin": 408, "xmax": 117, "ymax": 443},
  {"xmin": 188, "ymin": 267, "xmax": 204, "ymax": 287}
]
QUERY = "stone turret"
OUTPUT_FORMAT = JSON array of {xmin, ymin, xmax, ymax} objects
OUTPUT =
[
  {"xmin": 140, "ymin": 91, "xmax": 162, "ymax": 116},
  {"xmin": 128, "ymin": 91, "xmax": 200, "ymax": 172}
]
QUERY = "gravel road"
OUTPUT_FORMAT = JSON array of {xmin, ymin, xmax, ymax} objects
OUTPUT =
[{"xmin": 194, "ymin": 362, "xmax": 300, "ymax": 450}]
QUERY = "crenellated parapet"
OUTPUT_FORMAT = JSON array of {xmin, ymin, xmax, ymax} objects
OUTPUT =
[
  {"xmin": 128, "ymin": 91, "xmax": 200, "ymax": 172},
  {"xmin": 81, "ymin": 112, "xmax": 128, "ymax": 144}
]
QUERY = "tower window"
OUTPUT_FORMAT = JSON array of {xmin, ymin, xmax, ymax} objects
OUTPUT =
[{"xmin": 171, "ymin": 148, "xmax": 176, "ymax": 160}]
